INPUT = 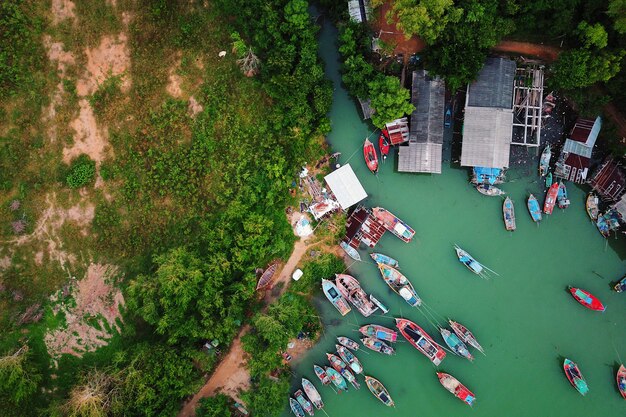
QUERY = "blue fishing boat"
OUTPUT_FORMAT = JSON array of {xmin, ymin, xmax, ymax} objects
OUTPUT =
[
  {"xmin": 440, "ymin": 328, "xmax": 473, "ymax": 361},
  {"xmin": 503, "ymin": 196, "xmax": 516, "ymax": 231},
  {"xmin": 444, "ymin": 107, "xmax": 452, "ymax": 128},
  {"xmin": 340, "ymin": 241, "xmax": 361, "ymax": 261},
  {"xmin": 596, "ymin": 214, "xmax": 610, "ymax": 238},
  {"xmin": 545, "ymin": 171, "xmax": 553, "ymax": 188},
  {"xmin": 539, "ymin": 144, "xmax": 551, "ymax": 176},
  {"xmin": 325, "ymin": 367, "xmax": 348, "ymax": 391},
  {"xmin": 336, "ymin": 345, "xmax": 363, "ymax": 374},
  {"xmin": 527, "ymin": 194, "xmax": 542, "ymax": 223},
  {"xmin": 294, "ymin": 389, "xmax": 314, "ymax": 416},
  {"xmin": 290, "ymin": 397, "xmax": 306, "ymax": 417},
  {"xmin": 557, "ymin": 182, "xmax": 570, "ymax": 209},
  {"xmin": 369, "ymin": 252, "xmax": 399, "ymax": 268},
  {"xmin": 377, "ymin": 263, "xmax": 421, "ymax": 306},
  {"xmin": 321, "ymin": 279, "xmax": 351, "ymax": 316}
]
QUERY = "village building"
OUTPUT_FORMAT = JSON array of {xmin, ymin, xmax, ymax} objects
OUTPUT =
[
  {"xmin": 398, "ymin": 70, "xmax": 445, "ymax": 174},
  {"xmin": 554, "ymin": 116, "xmax": 602, "ymax": 184},
  {"xmin": 342, "ymin": 206, "xmax": 387, "ymax": 249},
  {"xmin": 589, "ymin": 157, "xmax": 626, "ymax": 202},
  {"xmin": 323, "ymin": 163, "xmax": 368, "ymax": 209}
]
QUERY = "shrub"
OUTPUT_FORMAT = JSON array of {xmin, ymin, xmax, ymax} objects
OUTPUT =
[{"xmin": 66, "ymin": 155, "xmax": 96, "ymax": 188}]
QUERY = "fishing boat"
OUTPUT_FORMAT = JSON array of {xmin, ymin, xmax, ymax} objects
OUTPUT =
[
  {"xmin": 365, "ymin": 376, "xmax": 395, "ymax": 407},
  {"xmin": 370, "ymin": 252, "xmax": 399, "ymax": 268},
  {"xmin": 369, "ymin": 294, "xmax": 389, "ymax": 314},
  {"xmin": 326, "ymin": 353, "xmax": 348, "ymax": 373},
  {"xmin": 563, "ymin": 358, "xmax": 589, "ymax": 396},
  {"xmin": 568, "ymin": 286, "xmax": 606, "ymax": 311},
  {"xmin": 586, "ymin": 193, "xmax": 599, "ymax": 221},
  {"xmin": 335, "ymin": 274, "xmax": 377, "ymax": 317},
  {"xmin": 326, "ymin": 358, "xmax": 359, "ymax": 389},
  {"xmin": 448, "ymin": 320, "xmax": 484, "ymax": 354},
  {"xmin": 476, "ymin": 184, "xmax": 505, "ymax": 196},
  {"xmin": 313, "ymin": 365, "xmax": 330, "ymax": 385},
  {"xmin": 440, "ymin": 328, "xmax": 473, "ymax": 361},
  {"xmin": 614, "ymin": 275, "xmax": 626, "ymax": 293},
  {"xmin": 454, "ymin": 245, "xmax": 497, "ymax": 277},
  {"xmin": 444, "ymin": 107, "xmax": 452, "ymax": 127},
  {"xmin": 361, "ymin": 337, "xmax": 395, "ymax": 355},
  {"xmin": 294, "ymin": 389, "xmax": 314, "ymax": 416},
  {"xmin": 543, "ymin": 183, "xmax": 559, "ymax": 214},
  {"xmin": 539, "ymin": 144, "xmax": 551, "ymax": 176},
  {"xmin": 596, "ymin": 213, "xmax": 611, "ymax": 238},
  {"xmin": 503, "ymin": 197, "xmax": 516, "ymax": 231},
  {"xmin": 337, "ymin": 336, "xmax": 360, "ymax": 352},
  {"xmin": 340, "ymin": 241, "xmax": 361, "ymax": 262},
  {"xmin": 325, "ymin": 367, "xmax": 348, "ymax": 391},
  {"xmin": 342, "ymin": 368, "xmax": 360, "ymax": 389},
  {"xmin": 557, "ymin": 181, "xmax": 570, "ymax": 209},
  {"xmin": 437, "ymin": 372, "xmax": 476, "ymax": 406},
  {"xmin": 321, "ymin": 279, "xmax": 351, "ymax": 316},
  {"xmin": 256, "ymin": 262, "xmax": 278, "ymax": 290},
  {"xmin": 545, "ymin": 170, "xmax": 553, "ymax": 188},
  {"xmin": 527, "ymin": 194, "xmax": 542, "ymax": 223},
  {"xmin": 359, "ymin": 324, "xmax": 397, "ymax": 342},
  {"xmin": 371, "ymin": 207, "xmax": 415, "ymax": 243},
  {"xmin": 363, "ymin": 138, "xmax": 378, "ymax": 174},
  {"xmin": 336, "ymin": 345, "xmax": 363, "ymax": 374},
  {"xmin": 378, "ymin": 133, "xmax": 390, "ymax": 161},
  {"xmin": 290, "ymin": 397, "xmax": 306, "ymax": 417},
  {"xmin": 395, "ymin": 318, "xmax": 446, "ymax": 365},
  {"xmin": 617, "ymin": 365, "xmax": 626, "ymax": 399},
  {"xmin": 302, "ymin": 378, "xmax": 324, "ymax": 409},
  {"xmin": 377, "ymin": 263, "xmax": 421, "ymax": 306}
]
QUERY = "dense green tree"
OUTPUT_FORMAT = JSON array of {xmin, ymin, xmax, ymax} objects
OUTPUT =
[
  {"xmin": 0, "ymin": 346, "xmax": 41, "ymax": 407},
  {"xmin": 368, "ymin": 75, "xmax": 414, "ymax": 128},
  {"xmin": 608, "ymin": 0, "xmax": 626, "ymax": 34},
  {"xmin": 550, "ymin": 48, "xmax": 624, "ymax": 90},
  {"xmin": 242, "ymin": 375, "xmax": 289, "ymax": 417},
  {"xmin": 384, "ymin": 0, "xmax": 462, "ymax": 44},
  {"xmin": 196, "ymin": 394, "xmax": 232, "ymax": 417},
  {"xmin": 576, "ymin": 21, "xmax": 608, "ymax": 49}
]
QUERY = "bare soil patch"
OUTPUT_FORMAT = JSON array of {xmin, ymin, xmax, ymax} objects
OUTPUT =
[
  {"xmin": 51, "ymin": 0, "xmax": 76, "ymax": 25},
  {"xmin": 65, "ymin": 99, "xmax": 111, "ymax": 164},
  {"xmin": 188, "ymin": 96, "xmax": 203, "ymax": 117},
  {"xmin": 76, "ymin": 33, "xmax": 131, "ymax": 97}
]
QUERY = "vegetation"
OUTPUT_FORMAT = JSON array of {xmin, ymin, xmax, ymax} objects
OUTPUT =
[
  {"xmin": 66, "ymin": 155, "xmax": 96, "ymax": 189},
  {"xmin": 0, "ymin": 346, "xmax": 41, "ymax": 408},
  {"xmin": 196, "ymin": 394, "xmax": 231, "ymax": 417},
  {"xmin": 368, "ymin": 75, "xmax": 414, "ymax": 128}
]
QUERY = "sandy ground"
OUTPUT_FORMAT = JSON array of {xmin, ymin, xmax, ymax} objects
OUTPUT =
[
  {"xmin": 374, "ymin": 1, "xmax": 425, "ymax": 59},
  {"xmin": 51, "ymin": 0, "xmax": 76, "ymax": 25}
]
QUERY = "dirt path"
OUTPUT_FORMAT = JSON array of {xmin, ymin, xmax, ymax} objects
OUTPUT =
[{"xmin": 492, "ymin": 41, "xmax": 561, "ymax": 62}]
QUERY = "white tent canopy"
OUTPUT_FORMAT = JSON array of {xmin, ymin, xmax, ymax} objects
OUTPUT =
[{"xmin": 324, "ymin": 164, "xmax": 368, "ymax": 210}]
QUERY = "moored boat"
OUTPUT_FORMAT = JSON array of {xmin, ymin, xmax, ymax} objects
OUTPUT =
[
  {"xmin": 476, "ymin": 184, "xmax": 505, "ymax": 196},
  {"xmin": 539, "ymin": 144, "xmax": 551, "ymax": 176},
  {"xmin": 361, "ymin": 337, "xmax": 395, "ymax": 355},
  {"xmin": 568, "ymin": 286, "xmax": 606, "ymax": 311},
  {"xmin": 294, "ymin": 389, "xmax": 314, "ymax": 416},
  {"xmin": 290, "ymin": 397, "xmax": 306, "ymax": 417},
  {"xmin": 527, "ymin": 194, "xmax": 542, "ymax": 223},
  {"xmin": 440, "ymin": 328, "xmax": 473, "ymax": 361},
  {"xmin": 335, "ymin": 274, "xmax": 378, "ymax": 317},
  {"xmin": 378, "ymin": 133, "xmax": 390, "ymax": 161},
  {"xmin": 563, "ymin": 358, "xmax": 589, "ymax": 395},
  {"xmin": 614, "ymin": 275, "xmax": 626, "ymax": 293},
  {"xmin": 448, "ymin": 320, "xmax": 484, "ymax": 354},
  {"xmin": 326, "ymin": 353, "xmax": 347, "ymax": 373},
  {"xmin": 337, "ymin": 336, "xmax": 360, "ymax": 352},
  {"xmin": 302, "ymin": 378, "xmax": 324, "ymax": 409},
  {"xmin": 596, "ymin": 213, "xmax": 611, "ymax": 238},
  {"xmin": 256, "ymin": 262, "xmax": 278, "ymax": 290},
  {"xmin": 369, "ymin": 294, "xmax": 389, "ymax": 314},
  {"xmin": 377, "ymin": 263, "xmax": 421, "ymax": 306},
  {"xmin": 325, "ymin": 367, "xmax": 348, "ymax": 391},
  {"xmin": 503, "ymin": 196, "xmax": 516, "ymax": 231},
  {"xmin": 336, "ymin": 345, "xmax": 363, "ymax": 374},
  {"xmin": 395, "ymin": 318, "xmax": 446, "ymax": 365},
  {"xmin": 359, "ymin": 324, "xmax": 397, "ymax": 342},
  {"xmin": 544, "ymin": 183, "xmax": 559, "ymax": 214},
  {"xmin": 371, "ymin": 207, "xmax": 415, "ymax": 242},
  {"xmin": 364, "ymin": 138, "xmax": 379, "ymax": 174},
  {"xmin": 340, "ymin": 241, "xmax": 361, "ymax": 261},
  {"xmin": 370, "ymin": 252, "xmax": 399, "ymax": 268},
  {"xmin": 313, "ymin": 365, "xmax": 330, "ymax": 385},
  {"xmin": 321, "ymin": 279, "xmax": 351, "ymax": 316},
  {"xmin": 454, "ymin": 245, "xmax": 483, "ymax": 275},
  {"xmin": 557, "ymin": 181, "xmax": 570, "ymax": 209},
  {"xmin": 545, "ymin": 170, "xmax": 553, "ymax": 188},
  {"xmin": 365, "ymin": 376, "xmax": 394, "ymax": 407},
  {"xmin": 617, "ymin": 365, "xmax": 626, "ymax": 399},
  {"xmin": 437, "ymin": 372, "xmax": 476, "ymax": 406},
  {"xmin": 586, "ymin": 193, "xmax": 599, "ymax": 221}
]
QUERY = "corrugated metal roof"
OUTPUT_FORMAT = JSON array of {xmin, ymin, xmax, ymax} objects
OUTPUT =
[
  {"xmin": 614, "ymin": 193, "xmax": 626, "ymax": 218},
  {"xmin": 324, "ymin": 164, "xmax": 368, "ymax": 210},
  {"xmin": 467, "ymin": 58, "xmax": 516, "ymax": 109},
  {"xmin": 410, "ymin": 70, "xmax": 444, "ymax": 145},
  {"xmin": 347, "ymin": 0, "xmax": 371, "ymax": 23},
  {"xmin": 461, "ymin": 107, "xmax": 513, "ymax": 168},
  {"xmin": 398, "ymin": 142, "xmax": 443, "ymax": 173},
  {"xmin": 562, "ymin": 138, "xmax": 593, "ymax": 158}
]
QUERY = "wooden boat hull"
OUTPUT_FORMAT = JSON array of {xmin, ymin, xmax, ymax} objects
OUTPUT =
[
  {"xmin": 295, "ymin": 389, "xmax": 314, "ymax": 416},
  {"xmin": 617, "ymin": 364, "xmax": 626, "ymax": 399},
  {"xmin": 569, "ymin": 287, "xmax": 606, "ymax": 311},
  {"xmin": 370, "ymin": 252, "xmax": 399, "ymax": 268},
  {"xmin": 437, "ymin": 372, "xmax": 476, "ymax": 406},
  {"xmin": 543, "ymin": 183, "xmax": 559, "ymax": 214},
  {"xmin": 454, "ymin": 246, "xmax": 483, "ymax": 275},
  {"xmin": 527, "ymin": 194, "xmax": 542, "ymax": 222},
  {"xmin": 564, "ymin": 358, "xmax": 589, "ymax": 395},
  {"xmin": 440, "ymin": 328, "xmax": 473, "ymax": 361},
  {"xmin": 302, "ymin": 378, "xmax": 324, "ymax": 409},
  {"xmin": 476, "ymin": 184, "xmax": 505, "ymax": 196},
  {"xmin": 557, "ymin": 182, "xmax": 570, "ymax": 209},
  {"xmin": 377, "ymin": 263, "xmax": 421, "ymax": 306},
  {"xmin": 340, "ymin": 241, "xmax": 361, "ymax": 261},
  {"xmin": 365, "ymin": 376, "xmax": 394, "ymax": 407},
  {"xmin": 313, "ymin": 365, "xmax": 330, "ymax": 385},
  {"xmin": 361, "ymin": 337, "xmax": 395, "ymax": 355},
  {"xmin": 321, "ymin": 279, "xmax": 351, "ymax": 316},
  {"xmin": 539, "ymin": 144, "xmax": 551, "ymax": 176},
  {"xmin": 503, "ymin": 196, "xmax": 516, "ymax": 231},
  {"xmin": 449, "ymin": 320, "xmax": 484, "ymax": 354},
  {"xmin": 359, "ymin": 324, "xmax": 397, "ymax": 342},
  {"xmin": 256, "ymin": 262, "xmax": 278, "ymax": 290},
  {"xmin": 378, "ymin": 134, "xmax": 390, "ymax": 160},
  {"xmin": 337, "ymin": 336, "xmax": 360, "ymax": 351},
  {"xmin": 369, "ymin": 294, "xmax": 389, "ymax": 313},
  {"xmin": 335, "ymin": 274, "xmax": 377, "ymax": 317},
  {"xmin": 396, "ymin": 318, "xmax": 446, "ymax": 365},
  {"xmin": 325, "ymin": 367, "xmax": 348, "ymax": 391},
  {"xmin": 586, "ymin": 193, "xmax": 599, "ymax": 221},
  {"xmin": 364, "ymin": 138, "xmax": 379, "ymax": 173},
  {"xmin": 371, "ymin": 207, "xmax": 415, "ymax": 242},
  {"xmin": 326, "ymin": 353, "xmax": 347, "ymax": 373},
  {"xmin": 336, "ymin": 345, "xmax": 363, "ymax": 374},
  {"xmin": 290, "ymin": 397, "xmax": 306, "ymax": 417},
  {"xmin": 596, "ymin": 214, "xmax": 611, "ymax": 238},
  {"xmin": 545, "ymin": 171, "xmax": 552, "ymax": 188}
]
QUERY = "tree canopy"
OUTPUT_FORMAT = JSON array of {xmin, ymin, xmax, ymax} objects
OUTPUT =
[
  {"xmin": 384, "ymin": 0, "xmax": 462, "ymax": 45},
  {"xmin": 0, "ymin": 346, "xmax": 41, "ymax": 407},
  {"xmin": 368, "ymin": 75, "xmax": 414, "ymax": 128}
]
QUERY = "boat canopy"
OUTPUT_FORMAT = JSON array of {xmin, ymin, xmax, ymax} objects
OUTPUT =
[
  {"xmin": 399, "ymin": 287, "xmax": 414, "ymax": 301},
  {"xmin": 394, "ymin": 223, "xmax": 407, "ymax": 235},
  {"xmin": 473, "ymin": 167, "xmax": 502, "ymax": 185}
]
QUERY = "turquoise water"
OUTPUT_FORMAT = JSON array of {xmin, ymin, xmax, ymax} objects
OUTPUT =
[{"xmin": 283, "ymin": 18, "xmax": 626, "ymax": 417}]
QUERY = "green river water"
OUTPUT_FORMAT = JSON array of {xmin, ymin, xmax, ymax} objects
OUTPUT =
[{"xmin": 282, "ymin": 18, "xmax": 626, "ymax": 417}]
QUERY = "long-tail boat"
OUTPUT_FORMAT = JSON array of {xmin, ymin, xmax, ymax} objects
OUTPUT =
[
  {"xmin": 545, "ymin": 170, "xmax": 553, "ymax": 188},
  {"xmin": 437, "ymin": 372, "xmax": 476, "ymax": 406},
  {"xmin": 326, "ymin": 353, "xmax": 348, "ymax": 373},
  {"xmin": 617, "ymin": 365, "xmax": 626, "ymax": 399},
  {"xmin": 324, "ymin": 367, "xmax": 348, "ymax": 391},
  {"xmin": 527, "ymin": 194, "xmax": 542, "ymax": 223},
  {"xmin": 321, "ymin": 279, "xmax": 351, "ymax": 316},
  {"xmin": 337, "ymin": 336, "xmax": 360, "ymax": 352},
  {"xmin": 503, "ymin": 196, "xmax": 516, "ymax": 231},
  {"xmin": 371, "ymin": 207, "xmax": 415, "ymax": 242},
  {"xmin": 378, "ymin": 133, "xmax": 390, "ymax": 161},
  {"xmin": 335, "ymin": 274, "xmax": 377, "ymax": 317},
  {"xmin": 568, "ymin": 286, "xmax": 606, "ymax": 311},
  {"xmin": 328, "ymin": 360, "xmax": 360, "ymax": 389},
  {"xmin": 557, "ymin": 181, "xmax": 570, "ymax": 209},
  {"xmin": 313, "ymin": 365, "xmax": 330, "ymax": 385},
  {"xmin": 439, "ymin": 328, "xmax": 473, "ymax": 361},
  {"xmin": 369, "ymin": 294, "xmax": 389, "ymax": 314},
  {"xmin": 614, "ymin": 275, "xmax": 626, "ymax": 293},
  {"xmin": 361, "ymin": 337, "xmax": 395, "ymax": 355},
  {"xmin": 395, "ymin": 318, "xmax": 446, "ymax": 365},
  {"xmin": 302, "ymin": 378, "xmax": 324, "ymax": 409},
  {"xmin": 563, "ymin": 358, "xmax": 589, "ymax": 395},
  {"xmin": 539, "ymin": 144, "xmax": 551, "ymax": 176},
  {"xmin": 377, "ymin": 263, "xmax": 421, "ymax": 306},
  {"xmin": 596, "ymin": 213, "xmax": 611, "ymax": 238},
  {"xmin": 476, "ymin": 184, "xmax": 505, "ymax": 196},
  {"xmin": 290, "ymin": 397, "xmax": 306, "ymax": 417},
  {"xmin": 363, "ymin": 138, "xmax": 379, "ymax": 174},
  {"xmin": 340, "ymin": 241, "xmax": 361, "ymax": 261},
  {"xmin": 336, "ymin": 345, "xmax": 363, "ymax": 374},
  {"xmin": 365, "ymin": 376, "xmax": 395, "ymax": 407},
  {"xmin": 454, "ymin": 245, "xmax": 494, "ymax": 276},
  {"xmin": 256, "ymin": 262, "xmax": 278, "ymax": 290},
  {"xmin": 544, "ymin": 182, "xmax": 559, "ymax": 214},
  {"xmin": 449, "ymin": 320, "xmax": 484, "ymax": 354},
  {"xmin": 359, "ymin": 324, "xmax": 397, "ymax": 342},
  {"xmin": 586, "ymin": 193, "xmax": 599, "ymax": 221},
  {"xmin": 370, "ymin": 252, "xmax": 399, "ymax": 268},
  {"xmin": 294, "ymin": 389, "xmax": 314, "ymax": 416}
]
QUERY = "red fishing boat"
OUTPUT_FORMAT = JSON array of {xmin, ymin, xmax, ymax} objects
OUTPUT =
[
  {"xmin": 568, "ymin": 286, "xmax": 606, "ymax": 311},
  {"xmin": 378, "ymin": 133, "xmax": 390, "ymax": 161},
  {"xmin": 395, "ymin": 318, "xmax": 446, "ymax": 365},
  {"xmin": 543, "ymin": 183, "xmax": 559, "ymax": 214},
  {"xmin": 437, "ymin": 372, "xmax": 476, "ymax": 406},
  {"xmin": 617, "ymin": 364, "xmax": 626, "ymax": 399},
  {"xmin": 363, "ymin": 138, "xmax": 379, "ymax": 174}
]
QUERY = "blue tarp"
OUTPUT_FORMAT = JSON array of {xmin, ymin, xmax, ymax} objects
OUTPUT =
[{"xmin": 473, "ymin": 167, "xmax": 502, "ymax": 185}]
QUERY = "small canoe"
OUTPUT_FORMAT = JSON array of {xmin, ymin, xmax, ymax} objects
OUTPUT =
[
  {"xmin": 321, "ymin": 279, "xmax": 351, "ymax": 316},
  {"xmin": 568, "ymin": 286, "xmax": 606, "ymax": 311},
  {"xmin": 364, "ymin": 138, "xmax": 379, "ymax": 174},
  {"xmin": 444, "ymin": 107, "xmax": 452, "ymax": 127},
  {"xmin": 563, "ymin": 358, "xmax": 589, "ymax": 396},
  {"xmin": 326, "ymin": 353, "xmax": 348, "ymax": 373},
  {"xmin": 596, "ymin": 214, "xmax": 611, "ymax": 238},
  {"xmin": 377, "ymin": 263, "xmax": 421, "ymax": 307},
  {"xmin": 396, "ymin": 318, "xmax": 446, "ymax": 365},
  {"xmin": 503, "ymin": 196, "xmax": 516, "ymax": 231},
  {"xmin": 614, "ymin": 275, "xmax": 626, "ymax": 293},
  {"xmin": 359, "ymin": 324, "xmax": 397, "ymax": 342},
  {"xmin": 440, "ymin": 328, "xmax": 473, "ymax": 361},
  {"xmin": 325, "ymin": 367, "xmax": 348, "ymax": 391},
  {"xmin": 361, "ymin": 337, "xmax": 395, "ymax": 355},
  {"xmin": 336, "ymin": 345, "xmax": 363, "ymax": 374},
  {"xmin": 290, "ymin": 397, "xmax": 306, "ymax": 417},
  {"xmin": 543, "ymin": 183, "xmax": 559, "ymax": 214},
  {"xmin": 586, "ymin": 193, "xmax": 599, "ymax": 221},
  {"xmin": 337, "ymin": 336, "xmax": 360, "ymax": 352},
  {"xmin": 437, "ymin": 372, "xmax": 476, "ymax": 406},
  {"xmin": 335, "ymin": 274, "xmax": 378, "ymax": 317},
  {"xmin": 617, "ymin": 364, "xmax": 626, "ymax": 399},
  {"xmin": 476, "ymin": 184, "xmax": 505, "ymax": 196},
  {"xmin": 545, "ymin": 171, "xmax": 553, "ymax": 188},
  {"xmin": 557, "ymin": 181, "xmax": 570, "ymax": 209},
  {"xmin": 302, "ymin": 378, "xmax": 324, "ymax": 409},
  {"xmin": 313, "ymin": 365, "xmax": 330, "ymax": 385},
  {"xmin": 539, "ymin": 144, "xmax": 551, "ymax": 176},
  {"xmin": 294, "ymin": 389, "xmax": 314, "ymax": 416},
  {"xmin": 340, "ymin": 241, "xmax": 361, "ymax": 261},
  {"xmin": 454, "ymin": 245, "xmax": 483, "ymax": 275},
  {"xmin": 371, "ymin": 207, "xmax": 415, "ymax": 242},
  {"xmin": 449, "ymin": 320, "xmax": 484, "ymax": 354},
  {"xmin": 378, "ymin": 133, "xmax": 390, "ymax": 161},
  {"xmin": 369, "ymin": 294, "xmax": 389, "ymax": 314},
  {"xmin": 370, "ymin": 252, "xmax": 399, "ymax": 268},
  {"xmin": 256, "ymin": 262, "xmax": 278, "ymax": 290},
  {"xmin": 527, "ymin": 194, "xmax": 542, "ymax": 222},
  {"xmin": 365, "ymin": 376, "xmax": 394, "ymax": 407}
]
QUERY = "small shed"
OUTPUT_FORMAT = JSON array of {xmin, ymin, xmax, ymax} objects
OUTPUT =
[
  {"xmin": 324, "ymin": 164, "xmax": 367, "ymax": 210},
  {"xmin": 554, "ymin": 116, "xmax": 601, "ymax": 184}
]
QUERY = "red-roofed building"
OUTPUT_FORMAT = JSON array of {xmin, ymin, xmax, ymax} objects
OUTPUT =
[
  {"xmin": 589, "ymin": 157, "xmax": 626, "ymax": 202},
  {"xmin": 343, "ymin": 206, "xmax": 387, "ymax": 249},
  {"xmin": 554, "ymin": 117, "xmax": 601, "ymax": 184}
]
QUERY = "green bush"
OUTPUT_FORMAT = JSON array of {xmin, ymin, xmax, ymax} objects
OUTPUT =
[{"xmin": 66, "ymin": 155, "xmax": 96, "ymax": 188}]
